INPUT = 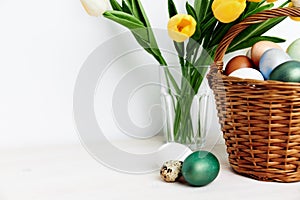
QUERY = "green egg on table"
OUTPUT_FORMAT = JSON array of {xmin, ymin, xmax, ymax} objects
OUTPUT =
[
  {"xmin": 182, "ymin": 150, "xmax": 220, "ymax": 187},
  {"xmin": 269, "ymin": 60, "xmax": 300, "ymax": 82},
  {"xmin": 287, "ymin": 38, "xmax": 300, "ymax": 61}
]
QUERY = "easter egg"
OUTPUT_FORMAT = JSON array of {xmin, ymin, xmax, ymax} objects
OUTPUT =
[
  {"xmin": 225, "ymin": 55, "xmax": 255, "ymax": 75},
  {"xmin": 251, "ymin": 41, "xmax": 282, "ymax": 66},
  {"xmin": 160, "ymin": 160, "xmax": 183, "ymax": 182},
  {"xmin": 259, "ymin": 48, "xmax": 292, "ymax": 80},
  {"xmin": 182, "ymin": 151, "xmax": 220, "ymax": 186},
  {"xmin": 269, "ymin": 60, "xmax": 300, "ymax": 83},
  {"xmin": 246, "ymin": 48, "xmax": 252, "ymax": 59},
  {"xmin": 228, "ymin": 68, "xmax": 264, "ymax": 80},
  {"xmin": 287, "ymin": 38, "xmax": 300, "ymax": 61}
]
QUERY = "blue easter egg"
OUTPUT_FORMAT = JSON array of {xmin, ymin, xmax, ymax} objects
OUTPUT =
[{"xmin": 259, "ymin": 48, "xmax": 292, "ymax": 80}]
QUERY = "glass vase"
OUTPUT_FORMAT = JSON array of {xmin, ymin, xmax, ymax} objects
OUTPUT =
[{"xmin": 160, "ymin": 65, "xmax": 211, "ymax": 150}]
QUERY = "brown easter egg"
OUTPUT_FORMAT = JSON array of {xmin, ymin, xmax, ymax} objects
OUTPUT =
[{"xmin": 225, "ymin": 55, "xmax": 255, "ymax": 76}]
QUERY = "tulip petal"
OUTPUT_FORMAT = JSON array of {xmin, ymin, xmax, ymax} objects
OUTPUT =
[
  {"xmin": 167, "ymin": 14, "xmax": 197, "ymax": 42},
  {"xmin": 80, "ymin": 0, "xmax": 108, "ymax": 17},
  {"xmin": 212, "ymin": 0, "xmax": 246, "ymax": 23}
]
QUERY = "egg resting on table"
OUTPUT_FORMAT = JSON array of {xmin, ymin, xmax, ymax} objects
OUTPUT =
[{"xmin": 160, "ymin": 160, "xmax": 183, "ymax": 182}]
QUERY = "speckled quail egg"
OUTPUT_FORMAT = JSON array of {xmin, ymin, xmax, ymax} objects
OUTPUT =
[{"xmin": 160, "ymin": 160, "xmax": 183, "ymax": 182}]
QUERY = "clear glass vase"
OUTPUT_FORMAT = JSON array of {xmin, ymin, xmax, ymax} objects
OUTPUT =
[{"xmin": 160, "ymin": 65, "xmax": 211, "ymax": 150}]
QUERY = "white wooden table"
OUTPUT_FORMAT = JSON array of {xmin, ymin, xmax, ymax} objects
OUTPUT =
[{"xmin": 1, "ymin": 141, "xmax": 299, "ymax": 200}]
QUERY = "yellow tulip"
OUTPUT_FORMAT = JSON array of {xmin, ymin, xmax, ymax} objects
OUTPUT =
[
  {"xmin": 289, "ymin": 2, "xmax": 300, "ymax": 21},
  {"xmin": 212, "ymin": 0, "xmax": 247, "ymax": 23},
  {"xmin": 167, "ymin": 14, "xmax": 197, "ymax": 43},
  {"xmin": 80, "ymin": 0, "xmax": 109, "ymax": 17}
]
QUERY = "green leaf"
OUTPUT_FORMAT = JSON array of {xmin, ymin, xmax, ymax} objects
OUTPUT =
[
  {"xmin": 185, "ymin": 2, "xmax": 201, "ymax": 41},
  {"xmin": 279, "ymin": 0, "xmax": 290, "ymax": 7},
  {"xmin": 174, "ymin": 42, "xmax": 185, "ymax": 64},
  {"xmin": 168, "ymin": 0, "xmax": 177, "ymax": 18},
  {"xmin": 242, "ymin": 1, "xmax": 260, "ymax": 17},
  {"xmin": 103, "ymin": 10, "xmax": 150, "ymax": 42},
  {"xmin": 132, "ymin": 32, "xmax": 154, "ymax": 54},
  {"xmin": 122, "ymin": 0, "xmax": 132, "ymax": 14},
  {"xmin": 192, "ymin": 23, "xmax": 202, "ymax": 41},
  {"xmin": 257, "ymin": 0, "xmax": 267, "ymax": 7},
  {"xmin": 125, "ymin": 0, "xmax": 133, "ymax": 10},
  {"xmin": 243, "ymin": 3, "xmax": 274, "ymax": 19},
  {"xmin": 131, "ymin": 0, "xmax": 161, "ymax": 54},
  {"xmin": 109, "ymin": 0, "xmax": 122, "ymax": 11},
  {"xmin": 229, "ymin": 16, "xmax": 286, "ymax": 52},
  {"xmin": 103, "ymin": 10, "xmax": 144, "ymax": 29},
  {"xmin": 208, "ymin": 22, "xmax": 233, "ymax": 48},
  {"xmin": 125, "ymin": 0, "xmax": 132, "ymax": 6},
  {"xmin": 167, "ymin": 1, "xmax": 183, "ymax": 68},
  {"xmin": 194, "ymin": 0, "xmax": 212, "ymax": 23},
  {"xmin": 132, "ymin": 0, "xmax": 149, "ymax": 27},
  {"xmin": 202, "ymin": 17, "xmax": 218, "ymax": 48},
  {"xmin": 227, "ymin": 36, "xmax": 285, "ymax": 53},
  {"xmin": 206, "ymin": 1, "xmax": 273, "ymax": 50},
  {"xmin": 186, "ymin": 2, "xmax": 197, "ymax": 20}
]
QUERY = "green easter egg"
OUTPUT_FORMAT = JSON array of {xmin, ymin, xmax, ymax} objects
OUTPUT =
[
  {"xmin": 269, "ymin": 60, "xmax": 300, "ymax": 82},
  {"xmin": 182, "ymin": 151, "xmax": 220, "ymax": 186},
  {"xmin": 287, "ymin": 38, "xmax": 300, "ymax": 61}
]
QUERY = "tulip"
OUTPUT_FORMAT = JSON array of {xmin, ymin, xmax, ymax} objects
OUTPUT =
[
  {"xmin": 289, "ymin": 2, "xmax": 300, "ymax": 21},
  {"xmin": 167, "ymin": 14, "xmax": 197, "ymax": 43},
  {"xmin": 80, "ymin": 0, "xmax": 109, "ymax": 17},
  {"xmin": 212, "ymin": 0, "xmax": 247, "ymax": 23}
]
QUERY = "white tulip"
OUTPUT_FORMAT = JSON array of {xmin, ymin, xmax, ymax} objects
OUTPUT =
[
  {"xmin": 80, "ymin": 0, "xmax": 109, "ymax": 17},
  {"xmin": 292, "ymin": 0, "xmax": 300, "ymax": 7}
]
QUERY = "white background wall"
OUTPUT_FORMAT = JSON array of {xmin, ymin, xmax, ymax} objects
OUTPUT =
[{"xmin": 1, "ymin": 0, "xmax": 299, "ymax": 149}]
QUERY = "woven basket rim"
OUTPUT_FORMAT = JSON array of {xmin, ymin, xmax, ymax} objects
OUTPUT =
[{"xmin": 218, "ymin": 73, "xmax": 300, "ymax": 86}]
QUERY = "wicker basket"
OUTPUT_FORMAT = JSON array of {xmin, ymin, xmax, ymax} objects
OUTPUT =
[{"xmin": 208, "ymin": 7, "xmax": 300, "ymax": 182}]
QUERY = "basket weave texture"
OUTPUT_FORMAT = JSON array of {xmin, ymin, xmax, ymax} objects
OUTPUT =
[{"xmin": 208, "ymin": 7, "xmax": 300, "ymax": 182}]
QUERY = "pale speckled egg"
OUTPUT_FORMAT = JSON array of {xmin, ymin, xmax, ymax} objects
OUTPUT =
[
  {"xmin": 225, "ymin": 55, "xmax": 256, "ymax": 75},
  {"xmin": 251, "ymin": 41, "xmax": 282, "ymax": 66},
  {"xmin": 287, "ymin": 38, "xmax": 300, "ymax": 61},
  {"xmin": 160, "ymin": 160, "xmax": 183, "ymax": 182},
  {"xmin": 259, "ymin": 48, "xmax": 292, "ymax": 80},
  {"xmin": 228, "ymin": 68, "xmax": 264, "ymax": 80}
]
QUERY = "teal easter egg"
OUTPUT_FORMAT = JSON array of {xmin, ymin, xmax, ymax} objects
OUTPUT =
[
  {"xmin": 182, "ymin": 151, "xmax": 220, "ymax": 186},
  {"xmin": 269, "ymin": 60, "xmax": 300, "ymax": 82},
  {"xmin": 287, "ymin": 38, "xmax": 300, "ymax": 61},
  {"xmin": 259, "ymin": 48, "xmax": 292, "ymax": 80}
]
